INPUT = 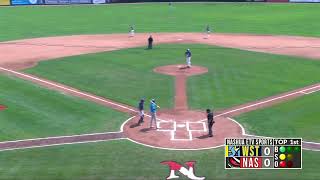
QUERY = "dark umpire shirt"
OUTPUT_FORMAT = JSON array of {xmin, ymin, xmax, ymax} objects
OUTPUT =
[
  {"xmin": 148, "ymin": 37, "xmax": 153, "ymax": 44},
  {"xmin": 139, "ymin": 102, "xmax": 144, "ymax": 111},
  {"xmin": 207, "ymin": 112, "xmax": 214, "ymax": 124}
]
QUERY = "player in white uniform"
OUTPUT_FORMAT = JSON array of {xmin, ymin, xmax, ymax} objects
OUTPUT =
[
  {"xmin": 185, "ymin": 49, "xmax": 192, "ymax": 68},
  {"xmin": 129, "ymin": 25, "xmax": 135, "ymax": 37},
  {"xmin": 204, "ymin": 25, "xmax": 211, "ymax": 39}
]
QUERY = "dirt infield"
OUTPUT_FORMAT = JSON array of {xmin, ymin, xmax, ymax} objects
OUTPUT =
[
  {"xmin": 124, "ymin": 111, "xmax": 244, "ymax": 150},
  {"xmin": 1, "ymin": 33, "xmax": 320, "ymax": 70},
  {"xmin": 154, "ymin": 64, "xmax": 208, "ymax": 110},
  {"xmin": 0, "ymin": 33, "xmax": 319, "ymax": 150}
]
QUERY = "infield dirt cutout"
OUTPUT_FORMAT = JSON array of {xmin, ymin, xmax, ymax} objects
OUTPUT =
[{"xmin": 0, "ymin": 33, "xmax": 319, "ymax": 151}]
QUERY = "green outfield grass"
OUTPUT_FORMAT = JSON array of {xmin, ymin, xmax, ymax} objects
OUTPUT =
[
  {"xmin": 1, "ymin": 3, "xmax": 320, "ymax": 41},
  {"xmin": 26, "ymin": 44, "xmax": 320, "ymax": 109},
  {"xmin": 0, "ymin": 74, "xmax": 128, "ymax": 141},
  {"xmin": 235, "ymin": 92, "xmax": 320, "ymax": 142},
  {"xmin": 0, "ymin": 140, "xmax": 318, "ymax": 180}
]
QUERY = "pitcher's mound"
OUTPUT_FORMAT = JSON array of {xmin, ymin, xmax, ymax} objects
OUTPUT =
[{"xmin": 154, "ymin": 64, "xmax": 208, "ymax": 76}]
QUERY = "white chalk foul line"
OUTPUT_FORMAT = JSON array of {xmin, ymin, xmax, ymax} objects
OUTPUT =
[
  {"xmin": 0, "ymin": 138, "xmax": 127, "ymax": 152},
  {"xmin": 0, "ymin": 116, "xmax": 136, "ymax": 152},
  {"xmin": 0, "ymin": 131, "xmax": 122, "ymax": 144},
  {"xmin": 125, "ymin": 138, "xmax": 225, "ymax": 151},
  {"xmin": 0, "ymin": 67, "xmax": 170, "ymax": 122},
  {"xmin": 0, "ymin": 67, "xmax": 168, "ymax": 120},
  {"xmin": 0, "ymin": 67, "xmax": 138, "ymax": 113},
  {"xmin": 301, "ymin": 87, "xmax": 320, "ymax": 95},
  {"xmin": 214, "ymin": 84, "xmax": 320, "ymax": 118},
  {"xmin": 227, "ymin": 117, "xmax": 320, "ymax": 152}
]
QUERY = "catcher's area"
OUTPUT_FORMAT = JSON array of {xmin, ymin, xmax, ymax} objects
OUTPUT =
[{"xmin": 0, "ymin": 33, "xmax": 319, "ymax": 151}]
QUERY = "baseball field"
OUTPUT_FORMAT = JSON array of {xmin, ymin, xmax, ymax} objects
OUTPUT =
[{"xmin": 0, "ymin": 2, "xmax": 319, "ymax": 180}]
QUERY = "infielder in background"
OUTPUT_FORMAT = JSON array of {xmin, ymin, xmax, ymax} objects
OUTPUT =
[
  {"xmin": 148, "ymin": 35, "xmax": 153, "ymax": 49},
  {"xmin": 204, "ymin": 24, "xmax": 212, "ymax": 39},
  {"xmin": 137, "ymin": 99, "xmax": 145, "ymax": 125},
  {"xmin": 129, "ymin": 25, "xmax": 135, "ymax": 37},
  {"xmin": 206, "ymin": 109, "xmax": 215, "ymax": 137},
  {"xmin": 185, "ymin": 49, "xmax": 192, "ymax": 68},
  {"xmin": 150, "ymin": 99, "xmax": 160, "ymax": 129}
]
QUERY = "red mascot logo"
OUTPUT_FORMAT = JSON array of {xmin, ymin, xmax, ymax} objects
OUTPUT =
[
  {"xmin": 161, "ymin": 161, "xmax": 206, "ymax": 180},
  {"xmin": 0, "ymin": 105, "xmax": 7, "ymax": 111}
]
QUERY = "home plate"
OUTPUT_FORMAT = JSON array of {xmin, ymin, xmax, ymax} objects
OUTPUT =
[{"xmin": 177, "ymin": 124, "xmax": 186, "ymax": 128}]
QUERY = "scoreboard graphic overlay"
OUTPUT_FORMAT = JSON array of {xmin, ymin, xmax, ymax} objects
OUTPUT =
[{"xmin": 225, "ymin": 138, "xmax": 302, "ymax": 169}]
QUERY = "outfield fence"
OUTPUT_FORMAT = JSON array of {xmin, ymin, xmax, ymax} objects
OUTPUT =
[
  {"xmin": 1, "ymin": 0, "xmax": 319, "ymax": 7},
  {"xmin": 1, "ymin": 0, "xmax": 110, "ymax": 5}
]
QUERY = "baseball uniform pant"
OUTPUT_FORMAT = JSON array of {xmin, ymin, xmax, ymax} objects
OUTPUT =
[
  {"xmin": 130, "ymin": 30, "xmax": 135, "ymax": 37},
  {"xmin": 208, "ymin": 122, "xmax": 213, "ymax": 136},
  {"xmin": 186, "ymin": 57, "xmax": 191, "ymax": 67},
  {"xmin": 150, "ymin": 112, "xmax": 157, "ymax": 128},
  {"xmin": 138, "ymin": 110, "xmax": 144, "ymax": 124}
]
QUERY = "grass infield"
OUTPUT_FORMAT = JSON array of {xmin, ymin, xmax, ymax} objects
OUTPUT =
[{"xmin": 26, "ymin": 44, "xmax": 320, "ymax": 110}]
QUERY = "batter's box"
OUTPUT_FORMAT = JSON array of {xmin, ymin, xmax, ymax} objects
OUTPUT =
[
  {"xmin": 301, "ymin": 86, "xmax": 320, "ymax": 95},
  {"xmin": 171, "ymin": 129, "xmax": 192, "ymax": 141},
  {"xmin": 187, "ymin": 122, "xmax": 207, "ymax": 132},
  {"xmin": 157, "ymin": 121, "xmax": 175, "ymax": 131}
]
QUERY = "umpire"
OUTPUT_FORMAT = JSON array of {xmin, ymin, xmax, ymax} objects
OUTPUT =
[
  {"xmin": 138, "ymin": 99, "xmax": 145, "ymax": 125},
  {"xmin": 148, "ymin": 35, "xmax": 153, "ymax": 49},
  {"xmin": 206, "ymin": 109, "xmax": 215, "ymax": 137}
]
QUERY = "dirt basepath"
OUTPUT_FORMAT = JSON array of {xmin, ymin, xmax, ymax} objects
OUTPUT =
[
  {"xmin": 154, "ymin": 64, "xmax": 208, "ymax": 110},
  {"xmin": 1, "ymin": 33, "xmax": 320, "ymax": 70}
]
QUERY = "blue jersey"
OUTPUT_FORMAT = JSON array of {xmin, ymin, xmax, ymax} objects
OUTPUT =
[
  {"xmin": 185, "ymin": 51, "xmax": 192, "ymax": 57},
  {"xmin": 150, "ymin": 102, "xmax": 157, "ymax": 113}
]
